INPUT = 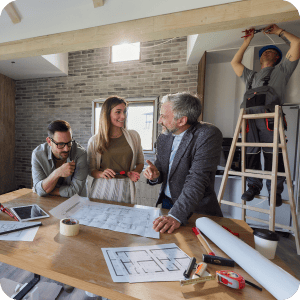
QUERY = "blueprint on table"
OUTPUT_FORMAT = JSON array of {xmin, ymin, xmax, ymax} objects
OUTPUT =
[
  {"xmin": 102, "ymin": 243, "xmax": 191, "ymax": 283},
  {"xmin": 50, "ymin": 194, "xmax": 160, "ymax": 239}
]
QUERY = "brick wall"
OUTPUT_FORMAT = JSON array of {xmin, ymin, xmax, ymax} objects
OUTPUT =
[{"xmin": 15, "ymin": 37, "xmax": 198, "ymax": 188}]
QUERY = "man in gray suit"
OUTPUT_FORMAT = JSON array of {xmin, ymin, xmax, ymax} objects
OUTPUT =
[{"xmin": 144, "ymin": 92, "xmax": 223, "ymax": 233}]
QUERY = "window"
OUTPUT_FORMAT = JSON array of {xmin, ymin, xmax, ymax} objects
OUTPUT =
[
  {"xmin": 111, "ymin": 42, "xmax": 140, "ymax": 63},
  {"xmin": 92, "ymin": 97, "xmax": 158, "ymax": 153}
]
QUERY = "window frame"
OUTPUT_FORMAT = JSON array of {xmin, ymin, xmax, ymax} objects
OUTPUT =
[{"xmin": 92, "ymin": 97, "xmax": 158, "ymax": 154}]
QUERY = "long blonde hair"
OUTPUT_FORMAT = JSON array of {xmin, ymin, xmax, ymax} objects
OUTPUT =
[{"xmin": 96, "ymin": 96, "xmax": 127, "ymax": 154}]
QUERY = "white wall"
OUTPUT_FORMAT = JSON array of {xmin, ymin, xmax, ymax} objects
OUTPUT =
[{"xmin": 203, "ymin": 59, "xmax": 238, "ymax": 138}]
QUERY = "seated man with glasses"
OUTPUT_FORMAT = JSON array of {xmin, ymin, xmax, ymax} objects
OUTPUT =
[{"xmin": 32, "ymin": 120, "xmax": 88, "ymax": 197}]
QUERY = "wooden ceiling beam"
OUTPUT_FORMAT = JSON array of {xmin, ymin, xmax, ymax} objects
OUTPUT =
[
  {"xmin": 93, "ymin": 0, "xmax": 104, "ymax": 8},
  {"xmin": 4, "ymin": 2, "xmax": 21, "ymax": 24},
  {"xmin": 0, "ymin": 0, "xmax": 299, "ymax": 60}
]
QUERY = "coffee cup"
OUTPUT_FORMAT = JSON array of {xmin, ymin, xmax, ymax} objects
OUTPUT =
[{"xmin": 253, "ymin": 228, "xmax": 279, "ymax": 259}]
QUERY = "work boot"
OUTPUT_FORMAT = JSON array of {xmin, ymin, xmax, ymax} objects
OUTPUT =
[
  {"xmin": 268, "ymin": 193, "xmax": 283, "ymax": 207},
  {"xmin": 241, "ymin": 186, "xmax": 260, "ymax": 201}
]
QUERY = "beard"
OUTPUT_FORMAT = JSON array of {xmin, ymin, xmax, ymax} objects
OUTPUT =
[
  {"xmin": 161, "ymin": 125, "xmax": 178, "ymax": 135},
  {"xmin": 58, "ymin": 151, "xmax": 69, "ymax": 160}
]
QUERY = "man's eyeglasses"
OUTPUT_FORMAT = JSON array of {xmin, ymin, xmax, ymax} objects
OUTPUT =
[{"xmin": 50, "ymin": 138, "xmax": 74, "ymax": 149}]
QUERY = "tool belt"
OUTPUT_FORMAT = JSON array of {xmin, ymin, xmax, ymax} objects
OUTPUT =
[{"xmin": 240, "ymin": 68, "xmax": 281, "ymax": 109}]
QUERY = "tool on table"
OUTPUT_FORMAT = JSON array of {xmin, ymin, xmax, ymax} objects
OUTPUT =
[
  {"xmin": 241, "ymin": 27, "xmax": 272, "ymax": 38},
  {"xmin": 216, "ymin": 270, "xmax": 245, "ymax": 289},
  {"xmin": 180, "ymin": 275, "xmax": 215, "ymax": 286},
  {"xmin": 0, "ymin": 222, "xmax": 42, "ymax": 236},
  {"xmin": 115, "ymin": 171, "xmax": 127, "ymax": 176},
  {"xmin": 183, "ymin": 257, "xmax": 196, "ymax": 278},
  {"xmin": 222, "ymin": 225, "xmax": 240, "ymax": 237},
  {"xmin": 192, "ymin": 227, "xmax": 235, "ymax": 267},
  {"xmin": 192, "ymin": 227, "xmax": 215, "ymax": 256},
  {"xmin": 0, "ymin": 203, "xmax": 19, "ymax": 221},
  {"xmin": 181, "ymin": 270, "xmax": 262, "ymax": 291},
  {"xmin": 216, "ymin": 270, "xmax": 262, "ymax": 291},
  {"xmin": 203, "ymin": 254, "xmax": 235, "ymax": 267},
  {"xmin": 193, "ymin": 263, "xmax": 207, "ymax": 278}
]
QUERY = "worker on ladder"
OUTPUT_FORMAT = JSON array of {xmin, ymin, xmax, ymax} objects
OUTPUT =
[{"xmin": 231, "ymin": 23, "xmax": 300, "ymax": 207}]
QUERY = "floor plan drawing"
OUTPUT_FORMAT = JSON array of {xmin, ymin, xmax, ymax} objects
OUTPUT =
[
  {"xmin": 50, "ymin": 194, "xmax": 160, "ymax": 239},
  {"xmin": 102, "ymin": 243, "xmax": 191, "ymax": 283}
]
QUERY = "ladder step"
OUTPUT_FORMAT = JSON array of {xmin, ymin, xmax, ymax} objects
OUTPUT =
[
  {"xmin": 245, "ymin": 169, "xmax": 286, "ymax": 177},
  {"xmin": 236, "ymin": 142, "xmax": 284, "ymax": 148},
  {"xmin": 245, "ymin": 216, "xmax": 294, "ymax": 232},
  {"xmin": 243, "ymin": 112, "xmax": 275, "ymax": 119},
  {"xmin": 228, "ymin": 170, "xmax": 286, "ymax": 179},
  {"xmin": 254, "ymin": 195, "xmax": 290, "ymax": 205},
  {"xmin": 228, "ymin": 170, "xmax": 272, "ymax": 179},
  {"xmin": 220, "ymin": 200, "xmax": 270, "ymax": 214}
]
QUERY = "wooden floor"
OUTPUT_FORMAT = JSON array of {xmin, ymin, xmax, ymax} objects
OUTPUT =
[{"xmin": 0, "ymin": 233, "xmax": 299, "ymax": 299}]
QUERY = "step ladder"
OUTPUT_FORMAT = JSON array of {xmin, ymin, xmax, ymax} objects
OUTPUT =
[{"xmin": 218, "ymin": 105, "xmax": 300, "ymax": 255}]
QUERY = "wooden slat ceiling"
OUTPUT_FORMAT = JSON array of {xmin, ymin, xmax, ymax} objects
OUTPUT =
[{"xmin": 0, "ymin": 0, "xmax": 299, "ymax": 60}]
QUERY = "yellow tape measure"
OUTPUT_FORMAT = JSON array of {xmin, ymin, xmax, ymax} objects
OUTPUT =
[{"xmin": 180, "ymin": 275, "xmax": 216, "ymax": 286}]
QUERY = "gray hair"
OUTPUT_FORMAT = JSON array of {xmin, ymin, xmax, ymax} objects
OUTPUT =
[{"xmin": 161, "ymin": 92, "xmax": 202, "ymax": 124}]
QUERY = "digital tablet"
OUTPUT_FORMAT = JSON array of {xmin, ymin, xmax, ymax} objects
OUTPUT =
[{"xmin": 10, "ymin": 204, "xmax": 50, "ymax": 222}]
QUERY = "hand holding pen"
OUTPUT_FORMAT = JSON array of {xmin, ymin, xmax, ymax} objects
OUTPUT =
[{"xmin": 0, "ymin": 203, "xmax": 19, "ymax": 221}]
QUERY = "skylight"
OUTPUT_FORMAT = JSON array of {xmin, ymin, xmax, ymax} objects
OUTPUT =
[{"xmin": 111, "ymin": 42, "xmax": 140, "ymax": 63}]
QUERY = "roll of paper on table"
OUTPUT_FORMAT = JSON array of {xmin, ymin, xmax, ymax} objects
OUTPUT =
[{"xmin": 203, "ymin": 254, "xmax": 235, "ymax": 267}]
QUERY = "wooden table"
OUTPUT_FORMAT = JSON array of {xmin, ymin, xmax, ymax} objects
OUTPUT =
[{"xmin": 0, "ymin": 189, "xmax": 295, "ymax": 300}]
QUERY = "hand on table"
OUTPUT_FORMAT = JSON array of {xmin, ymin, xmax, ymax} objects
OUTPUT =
[
  {"xmin": 127, "ymin": 171, "xmax": 140, "ymax": 182},
  {"xmin": 153, "ymin": 215, "xmax": 181, "ymax": 234},
  {"xmin": 143, "ymin": 160, "xmax": 160, "ymax": 181}
]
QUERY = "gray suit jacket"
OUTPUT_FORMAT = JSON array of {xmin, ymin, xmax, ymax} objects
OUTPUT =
[{"xmin": 149, "ymin": 122, "xmax": 223, "ymax": 224}]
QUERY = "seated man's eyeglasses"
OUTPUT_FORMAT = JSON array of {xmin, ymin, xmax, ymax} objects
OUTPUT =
[{"xmin": 50, "ymin": 138, "xmax": 74, "ymax": 149}]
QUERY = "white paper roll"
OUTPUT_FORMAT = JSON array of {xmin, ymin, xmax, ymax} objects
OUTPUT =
[
  {"xmin": 60, "ymin": 219, "xmax": 79, "ymax": 236},
  {"xmin": 196, "ymin": 217, "xmax": 300, "ymax": 300}
]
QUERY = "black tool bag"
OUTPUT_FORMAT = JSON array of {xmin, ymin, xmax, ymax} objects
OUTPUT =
[{"xmin": 240, "ymin": 69, "xmax": 281, "ymax": 109}]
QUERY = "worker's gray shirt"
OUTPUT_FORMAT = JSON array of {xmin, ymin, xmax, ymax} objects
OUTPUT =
[
  {"xmin": 241, "ymin": 57, "xmax": 299, "ymax": 104},
  {"xmin": 32, "ymin": 142, "xmax": 88, "ymax": 197}
]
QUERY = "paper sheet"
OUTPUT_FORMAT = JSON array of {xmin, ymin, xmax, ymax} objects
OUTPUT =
[
  {"xmin": 102, "ymin": 243, "xmax": 191, "ymax": 283},
  {"xmin": 50, "ymin": 194, "xmax": 160, "ymax": 239},
  {"xmin": 0, "ymin": 221, "xmax": 40, "ymax": 241},
  {"xmin": 49, "ymin": 194, "xmax": 90, "ymax": 219}
]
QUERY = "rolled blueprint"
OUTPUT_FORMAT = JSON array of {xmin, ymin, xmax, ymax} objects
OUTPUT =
[{"xmin": 196, "ymin": 217, "xmax": 300, "ymax": 300}]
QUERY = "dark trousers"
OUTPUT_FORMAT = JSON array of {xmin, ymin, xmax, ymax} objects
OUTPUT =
[{"xmin": 246, "ymin": 152, "xmax": 285, "ymax": 194}]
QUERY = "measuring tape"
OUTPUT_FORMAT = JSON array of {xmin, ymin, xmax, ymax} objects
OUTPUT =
[
  {"xmin": 180, "ymin": 270, "xmax": 245, "ymax": 289},
  {"xmin": 216, "ymin": 271, "xmax": 245, "ymax": 289}
]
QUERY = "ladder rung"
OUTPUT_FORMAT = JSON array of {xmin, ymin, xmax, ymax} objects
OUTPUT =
[
  {"xmin": 236, "ymin": 142, "xmax": 284, "ymax": 148},
  {"xmin": 220, "ymin": 200, "xmax": 270, "ymax": 214},
  {"xmin": 245, "ymin": 216, "xmax": 294, "ymax": 232},
  {"xmin": 254, "ymin": 195, "xmax": 290, "ymax": 205},
  {"xmin": 243, "ymin": 112, "xmax": 275, "ymax": 119},
  {"xmin": 228, "ymin": 170, "xmax": 272, "ymax": 180},
  {"xmin": 245, "ymin": 169, "xmax": 286, "ymax": 177}
]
